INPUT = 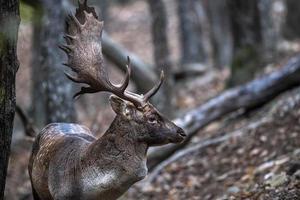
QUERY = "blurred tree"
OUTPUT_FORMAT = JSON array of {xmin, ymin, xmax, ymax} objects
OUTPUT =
[
  {"xmin": 205, "ymin": 0, "xmax": 233, "ymax": 68},
  {"xmin": 21, "ymin": 0, "xmax": 39, "ymax": 7},
  {"xmin": 226, "ymin": 0, "xmax": 276, "ymax": 87},
  {"xmin": 259, "ymin": 0, "xmax": 278, "ymax": 62},
  {"xmin": 283, "ymin": 0, "xmax": 300, "ymax": 40},
  {"xmin": 147, "ymin": 0, "xmax": 173, "ymax": 116},
  {"xmin": 26, "ymin": 0, "xmax": 44, "ymax": 127},
  {"xmin": 177, "ymin": 0, "xmax": 206, "ymax": 66},
  {"xmin": 227, "ymin": 0, "xmax": 262, "ymax": 87},
  {"xmin": 112, "ymin": 0, "xmax": 133, "ymax": 5},
  {"xmin": 95, "ymin": 0, "xmax": 109, "ymax": 21},
  {"xmin": 0, "ymin": 0, "xmax": 20, "ymax": 198},
  {"xmin": 30, "ymin": 0, "xmax": 76, "ymax": 127}
]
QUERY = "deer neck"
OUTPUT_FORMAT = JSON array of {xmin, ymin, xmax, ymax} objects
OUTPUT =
[
  {"xmin": 82, "ymin": 116, "xmax": 148, "ymax": 179},
  {"xmin": 102, "ymin": 116, "xmax": 148, "ymax": 159}
]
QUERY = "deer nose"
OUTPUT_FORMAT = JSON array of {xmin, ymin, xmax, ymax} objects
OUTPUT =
[{"xmin": 177, "ymin": 128, "xmax": 186, "ymax": 137}]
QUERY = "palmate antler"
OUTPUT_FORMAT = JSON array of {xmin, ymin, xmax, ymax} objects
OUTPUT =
[{"xmin": 60, "ymin": 0, "xmax": 164, "ymax": 108}]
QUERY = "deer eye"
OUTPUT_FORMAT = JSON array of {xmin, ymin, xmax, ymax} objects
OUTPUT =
[
  {"xmin": 124, "ymin": 108, "xmax": 131, "ymax": 116},
  {"xmin": 148, "ymin": 115, "xmax": 158, "ymax": 124}
]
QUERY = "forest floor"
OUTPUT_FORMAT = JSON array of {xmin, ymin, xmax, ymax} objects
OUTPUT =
[
  {"xmin": 125, "ymin": 86, "xmax": 300, "ymax": 200},
  {"xmin": 5, "ymin": 0, "xmax": 300, "ymax": 199}
]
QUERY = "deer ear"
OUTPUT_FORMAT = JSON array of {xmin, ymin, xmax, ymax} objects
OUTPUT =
[{"xmin": 109, "ymin": 95, "xmax": 126, "ymax": 114}]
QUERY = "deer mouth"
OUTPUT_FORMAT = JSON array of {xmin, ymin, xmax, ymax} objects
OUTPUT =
[{"xmin": 170, "ymin": 131, "xmax": 187, "ymax": 143}]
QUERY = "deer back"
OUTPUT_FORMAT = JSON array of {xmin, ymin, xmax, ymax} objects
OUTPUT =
[{"xmin": 28, "ymin": 123, "xmax": 95, "ymax": 199}]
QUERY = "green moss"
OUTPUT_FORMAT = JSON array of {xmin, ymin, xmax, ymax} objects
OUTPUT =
[
  {"xmin": 232, "ymin": 46, "xmax": 259, "ymax": 67},
  {"xmin": 20, "ymin": 1, "xmax": 34, "ymax": 23},
  {"xmin": 227, "ymin": 45, "xmax": 263, "ymax": 87},
  {"xmin": 0, "ymin": 32, "xmax": 7, "ymax": 55},
  {"xmin": 0, "ymin": 86, "xmax": 5, "ymax": 105},
  {"xmin": 31, "ymin": 5, "xmax": 43, "ymax": 26}
]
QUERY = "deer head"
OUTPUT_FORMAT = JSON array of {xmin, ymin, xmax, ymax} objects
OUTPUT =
[
  {"xmin": 109, "ymin": 95, "xmax": 186, "ymax": 146},
  {"xmin": 60, "ymin": 0, "xmax": 186, "ymax": 145}
]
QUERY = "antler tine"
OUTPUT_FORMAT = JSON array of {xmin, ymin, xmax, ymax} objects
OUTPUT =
[
  {"xmin": 64, "ymin": 72, "xmax": 85, "ymax": 83},
  {"xmin": 143, "ymin": 70, "xmax": 164, "ymax": 102},
  {"xmin": 78, "ymin": 0, "xmax": 88, "ymax": 7},
  {"xmin": 64, "ymin": 34, "xmax": 76, "ymax": 44},
  {"xmin": 59, "ymin": 44, "xmax": 72, "ymax": 54},
  {"xmin": 73, "ymin": 86, "xmax": 98, "ymax": 99},
  {"xmin": 120, "ymin": 70, "xmax": 165, "ymax": 107},
  {"xmin": 108, "ymin": 56, "xmax": 145, "ymax": 108},
  {"xmin": 69, "ymin": 13, "xmax": 82, "ymax": 30},
  {"xmin": 116, "ymin": 56, "xmax": 131, "ymax": 92}
]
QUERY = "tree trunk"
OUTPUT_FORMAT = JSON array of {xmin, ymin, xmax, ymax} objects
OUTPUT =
[
  {"xmin": 30, "ymin": 5, "xmax": 44, "ymax": 127},
  {"xmin": 31, "ymin": 0, "xmax": 76, "ymax": 127},
  {"xmin": 227, "ymin": 0, "xmax": 278, "ymax": 86},
  {"xmin": 148, "ymin": 56, "xmax": 300, "ymax": 169},
  {"xmin": 205, "ymin": 0, "xmax": 233, "ymax": 68},
  {"xmin": 89, "ymin": 0, "xmax": 110, "ymax": 21},
  {"xmin": 227, "ymin": 0, "xmax": 263, "ymax": 87},
  {"xmin": 0, "ymin": 0, "xmax": 20, "ymax": 198},
  {"xmin": 147, "ymin": 0, "xmax": 173, "ymax": 116},
  {"xmin": 177, "ymin": 0, "xmax": 206, "ymax": 65},
  {"xmin": 283, "ymin": 0, "xmax": 300, "ymax": 40},
  {"xmin": 258, "ymin": 0, "xmax": 278, "ymax": 62}
]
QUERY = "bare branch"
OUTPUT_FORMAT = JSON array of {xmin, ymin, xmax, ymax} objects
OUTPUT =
[
  {"xmin": 143, "ymin": 118, "xmax": 270, "ymax": 188},
  {"xmin": 148, "ymin": 56, "xmax": 300, "ymax": 169},
  {"xmin": 15, "ymin": 105, "xmax": 37, "ymax": 137}
]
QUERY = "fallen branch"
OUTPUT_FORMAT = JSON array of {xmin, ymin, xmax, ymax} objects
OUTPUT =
[
  {"xmin": 143, "ymin": 118, "xmax": 270, "ymax": 188},
  {"xmin": 254, "ymin": 156, "xmax": 290, "ymax": 175},
  {"xmin": 15, "ymin": 105, "xmax": 37, "ymax": 137},
  {"xmin": 102, "ymin": 32, "xmax": 157, "ymax": 92},
  {"xmin": 148, "ymin": 56, "xmax": 300, "ymax": 169}
]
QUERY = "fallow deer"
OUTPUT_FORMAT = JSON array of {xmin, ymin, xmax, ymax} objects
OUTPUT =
[{"xmin": 28, "ymin": 1, "xmax": 186, "ymax": 199}]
